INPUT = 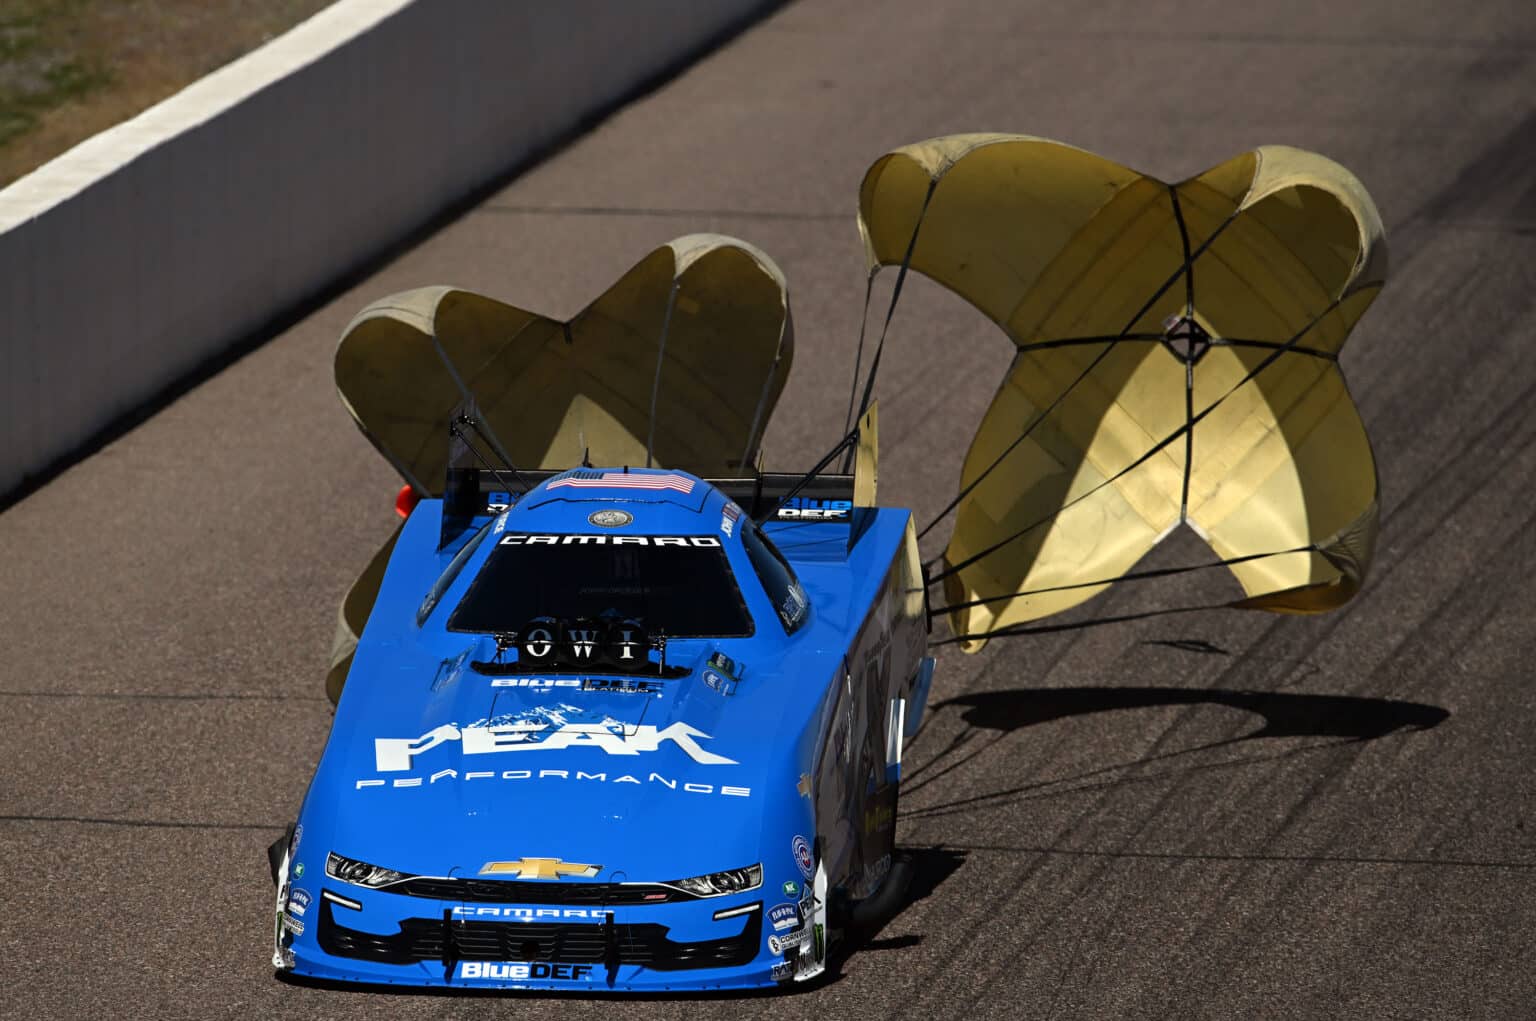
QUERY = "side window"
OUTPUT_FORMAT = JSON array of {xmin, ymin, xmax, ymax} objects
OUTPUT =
[
  {"xmin": 741, "ymin": 521, "xmax": 810, "ymax": 635},
  {"xmin": 416, "ymin": 518, "xmax": 494, "ymax": 626}
]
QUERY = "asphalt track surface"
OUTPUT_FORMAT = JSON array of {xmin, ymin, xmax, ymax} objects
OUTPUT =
[{"xmin": 4, "ymin": 1, "xmax": 1536, "ymax": 1018}]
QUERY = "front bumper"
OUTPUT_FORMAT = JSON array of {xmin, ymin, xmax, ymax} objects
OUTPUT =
[
  {"xmin": 280, "ymin": 888, "xmax": 817, "ymax": 992},
  {"xmin": 321, "ymin": 894, "xmax": 760, "ymax": 970}
]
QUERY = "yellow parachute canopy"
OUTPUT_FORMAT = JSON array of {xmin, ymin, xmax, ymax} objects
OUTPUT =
[
  {"xmin": 335, "ymin": 233, "xmax": 794, "ymax": 494},
  {"xmin": 325, "ymin": 234, "xmax": 793, "ymax": 700},
  {"xmin": 858, "ymin": 134, "xmax": 1387, "ymax": 651}
]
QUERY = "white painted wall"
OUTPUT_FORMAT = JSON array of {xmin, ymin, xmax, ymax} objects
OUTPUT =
[{"xmin": 0, "ymin": 0, "xmax": 769, "ymax": 497}]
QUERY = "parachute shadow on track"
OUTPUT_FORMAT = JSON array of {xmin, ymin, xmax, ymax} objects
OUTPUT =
[
  {"xmin": 897, "ymin": 688, "xmax": 1448, "ymax": 823},
  {"xmin": 935, "ymin": 686, "xmax": 1448, "ymax": 742}
]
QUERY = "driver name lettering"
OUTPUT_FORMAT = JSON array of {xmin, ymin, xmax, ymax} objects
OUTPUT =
[{"xmin": 498, "ymin": 534, "xmax": 721, "ymax": 547}]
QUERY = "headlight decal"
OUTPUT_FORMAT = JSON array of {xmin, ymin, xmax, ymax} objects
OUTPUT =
[
  {"xmin": 325, "ymin": 851, "xmax": 411, "ymax": 889},
  {"xmin": 663, "ymin": 863, "xmax": 763, "ymax": 898}
]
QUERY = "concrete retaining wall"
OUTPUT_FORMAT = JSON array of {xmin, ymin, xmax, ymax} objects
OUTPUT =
[{"xmin": 0, "ymin": 0, "xmax": 769, "ymax": 498}]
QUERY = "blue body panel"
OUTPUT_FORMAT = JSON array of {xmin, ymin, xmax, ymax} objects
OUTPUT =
[{"xmin": 278, "ymin": 470, "xmax": 931, "ymax": 991}]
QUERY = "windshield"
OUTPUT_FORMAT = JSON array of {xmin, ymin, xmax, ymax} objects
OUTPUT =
[{"xmin": 447, "ymin": 533, "xmax": 753, "ymax": 638}]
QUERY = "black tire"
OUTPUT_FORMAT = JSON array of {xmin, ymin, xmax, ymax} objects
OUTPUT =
[
  {"xmin": 845, "ymin": 852, "xmax": 914, "ymax": 930},
  {"xmin": 267, "ymin": 823, "xmax": 295, "ymax": 886}
]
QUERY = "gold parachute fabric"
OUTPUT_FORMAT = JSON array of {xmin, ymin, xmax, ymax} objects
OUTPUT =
[
  {"xmin": 324, "ymin": 234, "xmax": 793, "ymax": 700},
  {"xmin": 335, "ymin": 233, "xmax": 794, "ymax": 494},
  {"xmin": 858, "ymin": 134, "xmax": 1387, "ymax": 652}
]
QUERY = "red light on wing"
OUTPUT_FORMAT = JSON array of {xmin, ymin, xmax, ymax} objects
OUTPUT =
[{"xmin": 395, "ymin": 484, "xmax": 421, "ymax": 519}]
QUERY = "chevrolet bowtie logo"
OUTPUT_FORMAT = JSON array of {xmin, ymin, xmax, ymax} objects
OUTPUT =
[{"xmin": 479, "ymin": 858, "xmax": 601, "ymax": 880}]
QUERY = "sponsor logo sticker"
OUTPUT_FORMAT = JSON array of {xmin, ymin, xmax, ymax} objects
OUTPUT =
[
  {"xmin": 768, "ymin": 903, "xmax": 800, "ymax": 932},
  {"xmin": 582, "ymin": 677, "xmax": 664, "ymax": 695},
  {"xmin": 768, "ymin": 930, "xmax": 805, "ymax": 955},
  {"xmin": 706, "ymin": 650, "xmax": 741, "ymax": 679},
  {"xmin": 371, "ymin": 715, "xmax": 737, "ymax": 773},
  {"xmin": 458, "ymin": 961, "xmax": 594, "ymax": 982},
  {"xmin": 286, "ymin": 888, "xmax": 311, "ymax": 917},
  {"xmin": 771, "ymin": 961, "xmax": 795, "ymax": 981},
  {"xmin": 702, "ymin": 669, "xmax": 735, "ymax": 696},
  {"xmin": 703, "ymin": 651, "xmax": 741, "ymax": 696},
  {"xmin": 355, "ymin": 765, "xmax": 751, "ymax": 799},
  {"xmin": 292, "ymin": 862, "xmax": 305, "ymax": 879},
  {"xmin": 490, "ymin": 677, "xmax": 583, "ymax": 689},
  {"xmin": 776, "ymin": 497, "xmax": 852, "ymax": 521},
  {"xmin": 492, "ymin": 676, "xmax": 663, "ymax": 695},
  {"xmin": 588, "ymin": 509, "xmax": 633, "ymax": 528},
  {"xmin": 792, "ymin": 835, "xmax": 814, "ymax": 880},
  {"xmin": 782, "ymin": 880, "xmax": 799, "ymax": 897}
]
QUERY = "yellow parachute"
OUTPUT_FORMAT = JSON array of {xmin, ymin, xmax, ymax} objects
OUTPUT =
[
  {"xmin": 857, "ymin": 134, "xmax": 1387, "ymax": 651},
  {"xmin": 336, "ymin": 233, "xmax": 792, "ymax": 492},
  {"xmin": 325, "ymin": 234, "xmax": 792, "ymax": 699}
]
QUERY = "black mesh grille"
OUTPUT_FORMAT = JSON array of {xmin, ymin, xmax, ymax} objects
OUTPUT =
[
  {"xmin": 385, "ymin": 876, "xmax": 689, "ymax": 905},
  {"xmin": 317, "ymin": 896, "xmax": 761, "ymax": 972}
]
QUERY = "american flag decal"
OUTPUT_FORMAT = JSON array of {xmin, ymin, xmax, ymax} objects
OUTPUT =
[{"xmin": 547, "ymin": 471, "xmax": 696, "ymax": 494}]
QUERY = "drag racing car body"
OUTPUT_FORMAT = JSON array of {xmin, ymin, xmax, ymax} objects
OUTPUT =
[{"xmin": 272, "ymin": 463, "xmax": 934, "ymax": 991}]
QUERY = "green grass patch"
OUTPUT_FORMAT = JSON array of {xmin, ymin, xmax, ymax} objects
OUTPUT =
[{"xmin": 0, "ymin": 2, "xmax": 115, "ymax": 150}]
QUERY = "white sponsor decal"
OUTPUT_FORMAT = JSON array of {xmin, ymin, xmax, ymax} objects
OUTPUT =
[
  {"xmin": 355, "ymin": 767, "xmax": 752, "ymax": 798},
  {"xmin": 373, "ymin": 719, "xmax": 736, "ymax": 772},
  {"xmin": 491, "ymin": 677, "xmax": 583, "ymax": 688},
  {"xmin": 768, "ymin": 903, "xmax": 799, "ymax": 931},
  {"xmin": 769, "ymin": 932, "xmax": 807, "ymax": 955},
  {"xmin": 458, "ymin": 961, "xmax": 594, "ymax": 981},
  {"xmin": 768, "ymin": 929, "xmax": 805, "ymax": 953}
]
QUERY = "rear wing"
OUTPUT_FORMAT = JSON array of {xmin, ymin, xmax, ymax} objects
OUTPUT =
[
  {"xmin": 439, "ymin": 402, "xmax": 878, "ymax": 551},
  {"xmin": 444, "ymin": 466, "xmax": 856, "ymax": 535}
]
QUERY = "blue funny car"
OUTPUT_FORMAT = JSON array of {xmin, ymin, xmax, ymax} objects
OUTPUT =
[{"xmin": 271, "ymin": 457, "xmax": 934, "ymax": 992}]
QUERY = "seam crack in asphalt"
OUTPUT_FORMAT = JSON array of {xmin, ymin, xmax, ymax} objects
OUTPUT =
[
  {"xmin": 0, "ymin": 814, "xmax": 283, "ymax": 831},
  {"xmin": 479, "ymin": 204, "xmax": 845, "ymax": 221},
  {"xmin": 950, "ymin": 842, "xmax": 1536, "ymax": 870},
  {"xmin": 0, "ymin": 690, "xmax": 329, "ymax": 702}
]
